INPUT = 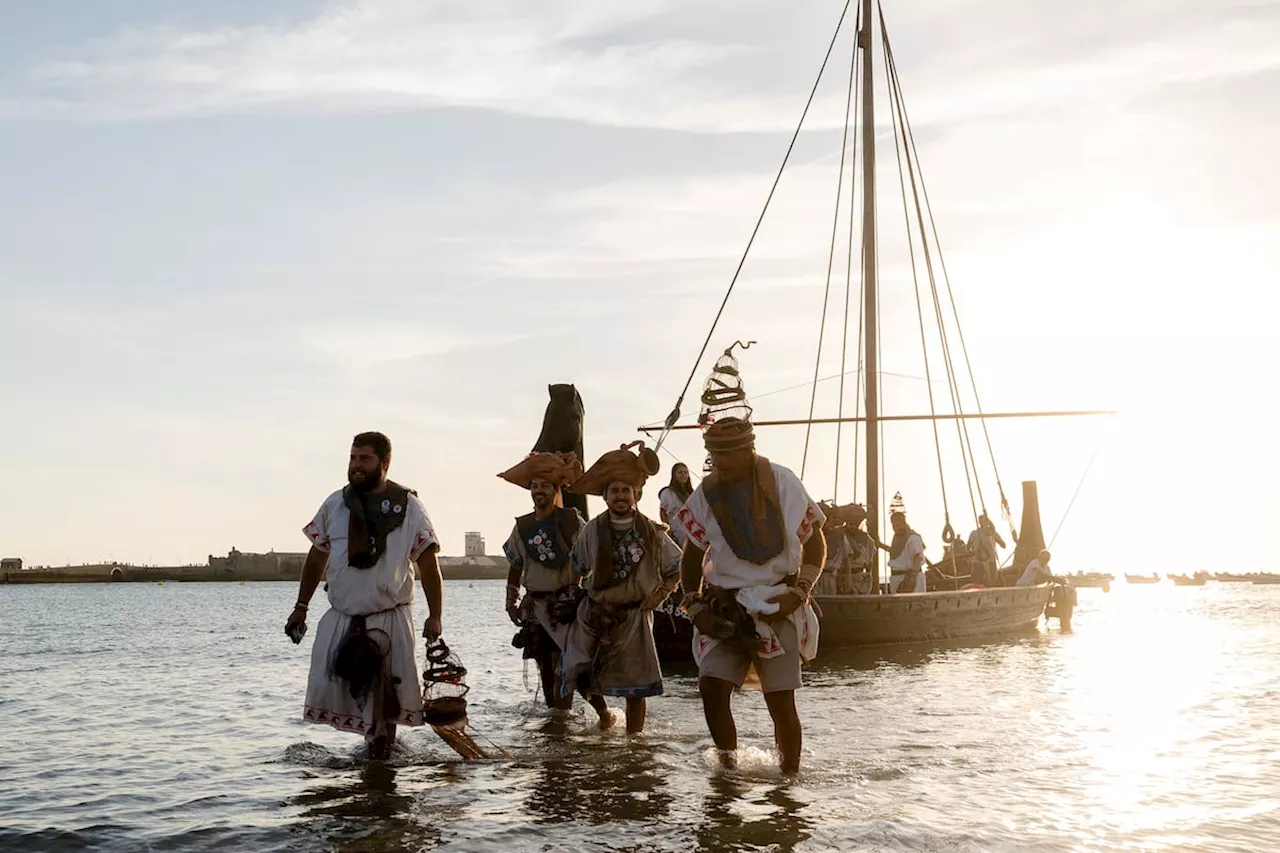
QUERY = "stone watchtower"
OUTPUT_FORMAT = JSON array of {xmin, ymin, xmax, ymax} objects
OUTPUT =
[{"xmin": 463, "ymin": 532, "xmax": 486, "ymax": 557}]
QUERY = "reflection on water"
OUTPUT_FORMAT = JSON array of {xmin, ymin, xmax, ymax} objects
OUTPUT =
[
  {"xmin": 696, "ymin": 775, "xmax": 813, "ymax": 853},
  {"xmin": 3, "ymin": 581, "xmax": 1280, "ymax": 852}
]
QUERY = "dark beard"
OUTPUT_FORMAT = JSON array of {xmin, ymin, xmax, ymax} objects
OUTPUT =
[{"xmin": 348, "ymin": 469, "xmax": 384, "ymax": 493}]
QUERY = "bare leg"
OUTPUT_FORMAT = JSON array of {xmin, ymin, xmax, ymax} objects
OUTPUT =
[
  {"xmin": 369, "ymin": 723, "xmax": 397, "ymax": 761},
  {"xmin": 699, "ymin": 677, "xmax": 738, "ymax": 767},
  {"xmin": 625, "ymin": 697, "xmax": 647, "ymax": 734},
  {"xmin": 763, "ymin": 690, "xmax": 802, "ymax": 774},
  {"xmin": 546, "ymin": 668, "xmax": 573, "ymax": 711}
]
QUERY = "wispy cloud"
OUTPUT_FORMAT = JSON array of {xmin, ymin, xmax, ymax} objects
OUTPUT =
[{"xmin": 3, "ymin": 0, "xmax": 1277, "ymax": 133}]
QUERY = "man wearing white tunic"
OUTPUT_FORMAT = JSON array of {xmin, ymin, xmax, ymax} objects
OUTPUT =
[
  {"xmin": 284, "ymin": 432, "xmax": 443, "ymax": 760},
  {"xmin": 677, "ymin": 416, "xmax": 826, "ymax": 775},
  {"xmin": 1017, "ymin": 549, "xmax": 1055, "ymax": 586},
  {"xmin": 886, "ymin": 509, "xmax": 927, "ymax": 593}
]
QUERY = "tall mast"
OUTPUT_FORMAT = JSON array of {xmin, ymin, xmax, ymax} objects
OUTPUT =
[{"xmin": 859, "ymin": 0, "xmax": 880, "ymax": 590}]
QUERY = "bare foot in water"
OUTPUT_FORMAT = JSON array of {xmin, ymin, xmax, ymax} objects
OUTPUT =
[
  {"xmin": 369, "ymin": 734, "xmax": 395, "ymax": 761},
  {"xmin": 596, "ymin": 708, "xmax": 620, "ymax": 730}
]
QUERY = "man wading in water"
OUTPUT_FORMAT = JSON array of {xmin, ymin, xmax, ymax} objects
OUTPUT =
[
  {"xmin": 497, "ymin": 451, "xmax": 610, "ymax": 723},
  {"xmin": 558, "ymin": 442, "xmax": 683, "ymax": 733},
  {"xmin": 285, "ymin": 432, "xmax": 444, "ymax": 760},
  {"xmin": 675, "ymin": 350, "xmax": 826, "ymax": 774}
]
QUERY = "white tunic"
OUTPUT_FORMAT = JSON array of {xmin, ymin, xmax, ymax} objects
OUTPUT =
[
  {"xmin": 658, "ymin": 488, "xmax": 691, "ymax": 548},
  {"xmin": 887, "ymin": 531, "xmax": 927, "ymax": 593},
  {"xmin": 300, "ymin": 488, "xmax": 439, "ymax": 736},
  {"xmin": 676, "ymin": 461, "xmax": 825, "ymax": 590},
  {"xmin": 1017, "ymin": 559, "xmax": 1051, "ymax": 586}
]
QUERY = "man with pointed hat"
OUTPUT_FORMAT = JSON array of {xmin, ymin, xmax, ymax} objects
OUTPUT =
[
  {"xmin": 497, "ymin": 451, "xmax": 610, "ymax": 723},
  {"xmin": 558, "ymin": 441, "xmax": 683, "ymax": 734},
  {"xmin": 674, "ymin": 359, "xmax": 828, "ymax": 774},
  {"xmin": 885, "ymin": 493, "xmax": 927, "ymax": 593}
]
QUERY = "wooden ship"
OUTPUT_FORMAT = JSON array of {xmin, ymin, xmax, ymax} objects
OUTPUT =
[{"xmin": 646, "ymin": 0, "xmax": 1113, "ymax": 659}]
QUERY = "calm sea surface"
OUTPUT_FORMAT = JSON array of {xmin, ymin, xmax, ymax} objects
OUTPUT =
[{"xmin": 2, "ymin": 580, "xmax": 1278, "ymax": 852}]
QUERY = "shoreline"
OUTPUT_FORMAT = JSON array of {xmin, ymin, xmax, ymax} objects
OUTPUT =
[{"xmin": 0, "ymin": 558, "xmax": 509, "ymax": 585}]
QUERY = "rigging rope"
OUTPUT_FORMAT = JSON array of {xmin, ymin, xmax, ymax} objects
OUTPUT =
[
  {"xmin": 1048, "ymin": 422, "xmax": 1112, "ymax": 548},
  {"xmin": 803, "ymin": 4, "xmax": 860, "ymax": 481},
  {"xmin": 885, "ymin": 41, "xmax": 952, "ymax": 542},
  {"xmin": 654, "ymin": 0, "xmax": 854, "ymax": 453},
  {"xmin": 878, "ymin": 6, "xmax": 1016, "ymax": 542},
  {"xmin": 835, "ymin": 21, "xmax": 863, "ymax": 504},
  {"xmin": 884, "ymin": 29, "xmax": 975, "ymax": 536}
]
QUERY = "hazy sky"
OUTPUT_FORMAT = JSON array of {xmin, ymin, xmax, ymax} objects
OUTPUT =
[{"xmin": 2, "ymin": 1, "xmax": 1277, "ymax": 572}]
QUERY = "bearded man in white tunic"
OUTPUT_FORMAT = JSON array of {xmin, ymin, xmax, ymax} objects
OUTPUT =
[{"xmin": 284, "ymin": 431, "xmax": 443, "ymax": 760}]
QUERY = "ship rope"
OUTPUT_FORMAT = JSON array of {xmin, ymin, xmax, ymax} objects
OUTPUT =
[
  {"xmin": 802, "ymin": 2, "xmax": 861, "ymax": 483},
  {"xmin": 653, "ymin": 0, "xmax": 854, "ymax": 454},
  {"xmin": 879, "ymin": 2, "xmax": 1017, "ymax": 543}
]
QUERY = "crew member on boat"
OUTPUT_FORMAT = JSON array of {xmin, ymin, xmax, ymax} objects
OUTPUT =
[
  {"xmin": 559, "ymin": 442, "xmax": 682, "ymax": 733},
  {"xmin": 967, "ymin": 513, "xmax": 1006, "ymax": 586},
  {"xmin": 498, "ymin": 451, "xmax": 611, "ymax": 722},
  {"xmin": 816, "ymin": 504, "xmax": 849, "ymax": 596},
  {"xmin": 886, "ymin": 497, "xmax": 927, "ymax": 593},
  {"xmin": 676, "ymin": 415, "xmax": 826, "ymax": 775},
  {"xmin": 286, "ymin": 432, "xmax": 443, "ymax": 760},
  {"xmin": 1017, "ymin": 549, "xmax": 1055, "ymax": 585},
  {"xmin": 658, "ymin": 462, "xmax": 695, "ymax": 548},
  {"xmin": 841, "ymin": 504, "xmax": 876, "ymax": 594}
]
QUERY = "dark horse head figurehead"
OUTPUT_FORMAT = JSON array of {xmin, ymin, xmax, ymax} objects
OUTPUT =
[{"xmin": 532, "ymin": 384, "xmax": 589, "ymax": 518}]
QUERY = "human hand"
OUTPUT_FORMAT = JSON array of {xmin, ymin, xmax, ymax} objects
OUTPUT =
[
  {"xmin": 506, "ymin": 603, "xmax": 522, "ymax": 625},
  {"xmin": 765, "ymin": 589, "xmax": 805, "ymax": 621},
  {"xmin": 692, "ymin": 609, "xmax": 719, "ymax": 635},
  {"xmin": 423, "ymin": 616, "xmax": 443, "ymax": 642},
  {"xmin": 641, "ymin": 588, "xmax": 671, "ymax": 611},
  {"xmin": 285, "ymin": 607, "xmax": 307, "ymax": 644}
]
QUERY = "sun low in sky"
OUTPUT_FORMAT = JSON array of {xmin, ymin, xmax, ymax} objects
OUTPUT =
[{"xmin": 1, "ymin": 0, "xmax": 1276, "ymax": 573}]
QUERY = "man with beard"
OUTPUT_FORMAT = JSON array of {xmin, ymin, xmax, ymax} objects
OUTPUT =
[
  {"xmin": 285, "ymin": 431, "xmax": 443, "ymax": 760},
  {"xmin": 675, "ymin": 416, "xmax": 827, "ymax": 775},
  {"xmin": 558, "ymin": 442, "xmax": 683, "ymax": 734},
  {"xmin": 497, "ymin": 451, "xmax": 611, "ymax": 723},
  {"xmin": 884, "ymin": 498, "xmax": 927, "ymax": 593}
]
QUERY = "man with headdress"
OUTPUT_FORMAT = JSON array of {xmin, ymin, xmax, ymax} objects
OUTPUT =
[
  {"xmin": 839, "ymin": 503, "xmax": 876, "ymax": 594},
  {"xmin": 558, "ymin": 442, "xmax": 683, "ymax": 734},
  {"xmin": 673, "ymin": 347, "xmax": 827, "ymax": 774},
  {"xmin": 285, "ymin": 431, "xmax": 443, "ymax": 760},
  {"xmin": 885, "ymin": 494, "xmax": 927, "ymax": 593},
  {"xmin": 497, "ymin": 451, "xmax": 610, "ymax": 723},
  {"xmin": 967, "ymin": 513, "xmax": 1007, "ymax": 587}
]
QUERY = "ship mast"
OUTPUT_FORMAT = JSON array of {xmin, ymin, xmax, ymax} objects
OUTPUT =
[{"xmin": 859, "ymin": 0, "xmax": 881, "ymax": 590}]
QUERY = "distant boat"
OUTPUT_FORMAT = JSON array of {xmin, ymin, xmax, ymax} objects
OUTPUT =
[
  {"xmin": 1211, "ymin": 572, "xmax": 1253, "ymax": 582},
  {"xmin": 1169, "ymin": 573, "xmax": 1208, "ymax": 587},
  {"xmin": 1252, "ymin": 575, "xmax": 1280, "ymax": 585},
  {"xmin": 1069, "ymin": 572, "xmax": 1115, "ymax": 589},
  {"xmin": 1125, "ymin": 573, "xmax": 1160, "ymax": 585}
]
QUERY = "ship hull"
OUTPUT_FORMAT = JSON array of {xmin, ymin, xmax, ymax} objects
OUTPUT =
[{"xmin": 655, "ymin": 584, "xmax": 1053, "ymax": 663}]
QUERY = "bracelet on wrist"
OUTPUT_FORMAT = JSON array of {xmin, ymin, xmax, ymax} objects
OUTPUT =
[{"xmin": 294, "ymin": 601, "xmax": 308, "ymax": 612}]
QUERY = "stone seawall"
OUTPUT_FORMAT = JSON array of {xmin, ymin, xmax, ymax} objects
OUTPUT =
[{"xmin": 1, "ymin": 557, "xmax": 510, "ymax": 584}]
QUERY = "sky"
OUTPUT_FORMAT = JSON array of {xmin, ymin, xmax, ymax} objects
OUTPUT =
[{"xmin": 1, "ymin": 0, "xmax": 1277, "ymax": 573}]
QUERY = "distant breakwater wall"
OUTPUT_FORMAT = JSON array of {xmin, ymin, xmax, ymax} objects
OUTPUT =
[{"xmin": 1, "ymin": 557, "xmax": 510, "ymax": 585}]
